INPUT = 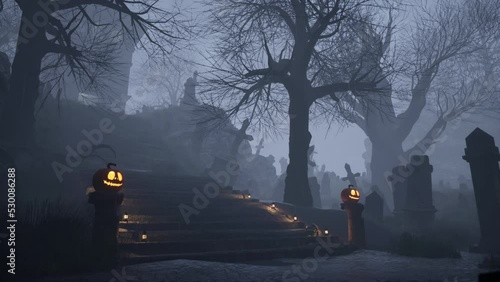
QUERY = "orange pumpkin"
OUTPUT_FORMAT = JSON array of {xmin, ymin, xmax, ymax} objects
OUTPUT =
[
  {"xmin": 341, "ymin": 185, "xmax": 360, "ymax": 203},
  {"xmin": 92, "ymin": 163, "xmax": 124, "ymax": 192}
]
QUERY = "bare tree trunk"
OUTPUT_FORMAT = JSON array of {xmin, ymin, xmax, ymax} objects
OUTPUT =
[
  {"xmin": 370, "ymin": 138, "xmax": 404, "ymax": 210},
  {"xmin": 0, "ymin": 10, "xmax": 46, "ymax": 148},
  {"xmin": 284, "ymin": 91, "xmax": 313, "ymax": 207}
]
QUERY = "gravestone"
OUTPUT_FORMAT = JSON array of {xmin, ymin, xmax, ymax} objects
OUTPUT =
[
  {"xmin": 341, "ymin": 163, "xmax": 361, "ymax": 188},
  {"xmin": 279, "ymin": 157, "xmax": 288, "ymax": 175},
  {"xmin": 404, "ymin": 155, "xmax": 437, "ymax": 228},
  {"xmin": 388, "ymin": 165, "xmax": 408, "ymax": 223},
  {"xmin": 365, "ymin": 188, "xmax": 384, "ymax": 224},
  {"xmin": 320, "ymin": 173, "xmax": 331, "ymax": 200},
  {"xmin": 255, "ymin": 138, "xmax": 264, "ymax": 156},
  {"xmin": 309, "ymin": 177, "xmax": 322, "ymax": 209},
  {"xmin": 462, "ymin": 128, "xmax": 500, "ymax": 253}
]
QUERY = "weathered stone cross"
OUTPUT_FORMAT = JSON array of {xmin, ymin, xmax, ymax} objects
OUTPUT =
[
  {"xmin": 341, "ymin": 163, "xmax": 361, "ymax": 187},
  {"xmin": 255, "ymin": 138, "xmax": 264, "ymax": 155},
  {"xmin": 227, "ymin": 118, "xmax": 254, "ymax": 158}
]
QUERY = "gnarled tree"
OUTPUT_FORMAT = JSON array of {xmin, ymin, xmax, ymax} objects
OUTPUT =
[
  {"xmin": 203, "ymin": 0, "xmax": 382, "ymax": 207},
  {"xmin": 337, "ymin": 0, "xmax": 500, "ymax": 205},
  {"xmin": 0, "ymin": 0, "xmax": 188, "ymax": 148}
]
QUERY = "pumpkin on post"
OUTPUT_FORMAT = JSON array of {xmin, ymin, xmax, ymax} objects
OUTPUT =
[
  {"xmin": 341, "ymin": 185, "xmax": 360, "ymax": 203},
  {"xmin": 92, "ymin": 163, "xmax": 124, "ymax": 192},
  {"xmin": 88, "ymin": 163, "xmax": 125, "ymax": 266}
]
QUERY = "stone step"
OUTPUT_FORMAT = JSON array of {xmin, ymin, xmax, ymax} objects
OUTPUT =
[
  {"xmin": 118, "ymin": 228, "xmax": 310, "ymax": 242},
  {"xmin": 119, "ymin": 236, "xmax": 323, "ymax": 255},
  {"xmin": 119, "ymin": 240, "xmax": 352, "ymax": 264},
  {"xmin": 118, "ymin": 220, "xmax": 306, "ymax": 232},
  {"xmin": 122, "ymin": 192, "xmax": 239, "ymax": 206},
  {"xmin": 119, "ymin": 207, "xmax": 286, "ymax": 223},
  {"xmin": 121, "ymin": 200, "xmax": 262, "ymax": 215},
  {"xmin": 123, "ymin": 188, "xmax": 234, "ymax": 198}
]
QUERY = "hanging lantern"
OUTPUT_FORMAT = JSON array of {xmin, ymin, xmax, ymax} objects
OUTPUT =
[
  {"xmin": 324, "ymin": 228, "xmax": 329, "ymax": 236},
  {"xmin": 293, "ymin": 215, "xmax": 298, "ymax": 221},
  {"xmin": 141, "ymin": 231, "xmax": 148, "ymax": 242},
  {"xmin": 123, "ymin": 212, "xmax": 129, "ymax": 223},
  {"xmin": 271, "ymin": 203, "xmax": 276, "ymax": 209}
]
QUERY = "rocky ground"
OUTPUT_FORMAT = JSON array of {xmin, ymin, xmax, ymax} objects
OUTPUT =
[{"xmin": 34, "ymin": 250, "xmax": 498, "ymax": 282}]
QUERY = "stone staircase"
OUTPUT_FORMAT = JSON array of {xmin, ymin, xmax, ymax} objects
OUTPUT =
[{"xmin": 116, "ymin": 171, "xmax": 351, "ymax": 264}]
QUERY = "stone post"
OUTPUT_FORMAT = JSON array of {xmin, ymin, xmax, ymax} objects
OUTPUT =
[
  {"xmin": 463, "ymin": 128, "xmax": 500, "ymax": 253},
  {"xmin": 89, "ymin": 190, "xmax": 124, "ymax": 266},
  {"xmin": 341, "ymin": 202, "xmax": 365, "ymax": 247}
]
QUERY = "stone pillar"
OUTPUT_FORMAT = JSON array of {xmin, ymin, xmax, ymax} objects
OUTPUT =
[
  {"xmin": 463, "ymin": 128, "xmax": 500, "ymax": 253},
  {"xmin": 388, "ymin": 165, "xmax": 408, "ymax": 223},
  {"xmin": 89, "ymin": 190, "xmax": 124, "ymax": 266},
  {"xmin": 404, "ymin": 155, "xmax": 436, "ymax": 228},
  {"xmin": 341, "ymin": 202, "xmax": 365, "ymax": 247}
]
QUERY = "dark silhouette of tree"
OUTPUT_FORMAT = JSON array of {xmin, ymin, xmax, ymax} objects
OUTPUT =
[
  {"xmin": 0, "ymin": 0, "xmax": 189, "ymax": 148},
  {"xmin": 337, "ymin": 0, "xmax": 500, "ymax": 204},
  {"xmin": 203, "ymin": 0, "xmax": 383, "ymax": 207}
]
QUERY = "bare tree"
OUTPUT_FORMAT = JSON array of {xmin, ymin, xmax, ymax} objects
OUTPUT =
[
  {"xmin": 202, "ymin": 0, "xmax": 383, "ymax": 207},
  {"xmin": 337, "ymin": 0, "xmax": 500, "ymax": 203},
  {"xmin": 0, "ymin": 0, "xmax": 190, "ymax": 148}
]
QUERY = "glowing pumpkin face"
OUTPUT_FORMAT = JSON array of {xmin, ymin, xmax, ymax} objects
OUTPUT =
[
  {"xmin": 341, "ymin": 185, "xmax": 360, "ymax": 203},
  {"xmin": 93, "ymin": 163, "xmax": 124, "ymax": 192}
]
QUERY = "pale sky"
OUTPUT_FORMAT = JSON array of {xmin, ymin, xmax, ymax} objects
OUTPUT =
[{"xmin": 127, "ymin": 0, "xmax": 430, "ymax": 175}]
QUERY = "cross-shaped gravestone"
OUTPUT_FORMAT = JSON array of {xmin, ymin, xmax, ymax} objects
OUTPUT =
[
  {"xmin": 341, "ymin": 163, "xmax": 360, "ymax": 187},
  {"xmin": 226, "ymin": 118, "xmax": 254, "ymax": 158},
  {"xmin": 255, "ymin": 138, "xmax": 264, "ymax": 156}
]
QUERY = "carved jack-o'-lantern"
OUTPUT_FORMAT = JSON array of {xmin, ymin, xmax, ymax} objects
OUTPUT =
[
  {"xmin": 92, "ymin": 163, "xmax": 124, "ymax": 192},
  {"xmin": 341, "ymin": 185, "xmax": 360, "ymax": 203}
]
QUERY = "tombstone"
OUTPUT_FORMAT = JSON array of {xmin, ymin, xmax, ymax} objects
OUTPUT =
[
  {"xmin": 365, "ymin": 188, "xmax": 384, "ymax": 224},
  {"xmin": 309, "ymin": 177, "xmax": 322, "ymax": 209},
  {"xmin": 341, "ymin": 163, "xmax": 361, "ymax": 188},
  {"xmin": 320, "ymin": 173, "xmax": 331, "ymax": 200},
  {"xmin": 462, "ymin": 128, "xmax": 500, "ymax": 253},
  {"xmin": 404, "ymin": 155, "xmax": 437, "ymax": 228},
  {"xmin": 388, "ymin": 165, "xmax": 408, "ymax": 223},
  {"xmin": 279, "ymin": 157, "xmax": 288, "ymax": 175}
]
